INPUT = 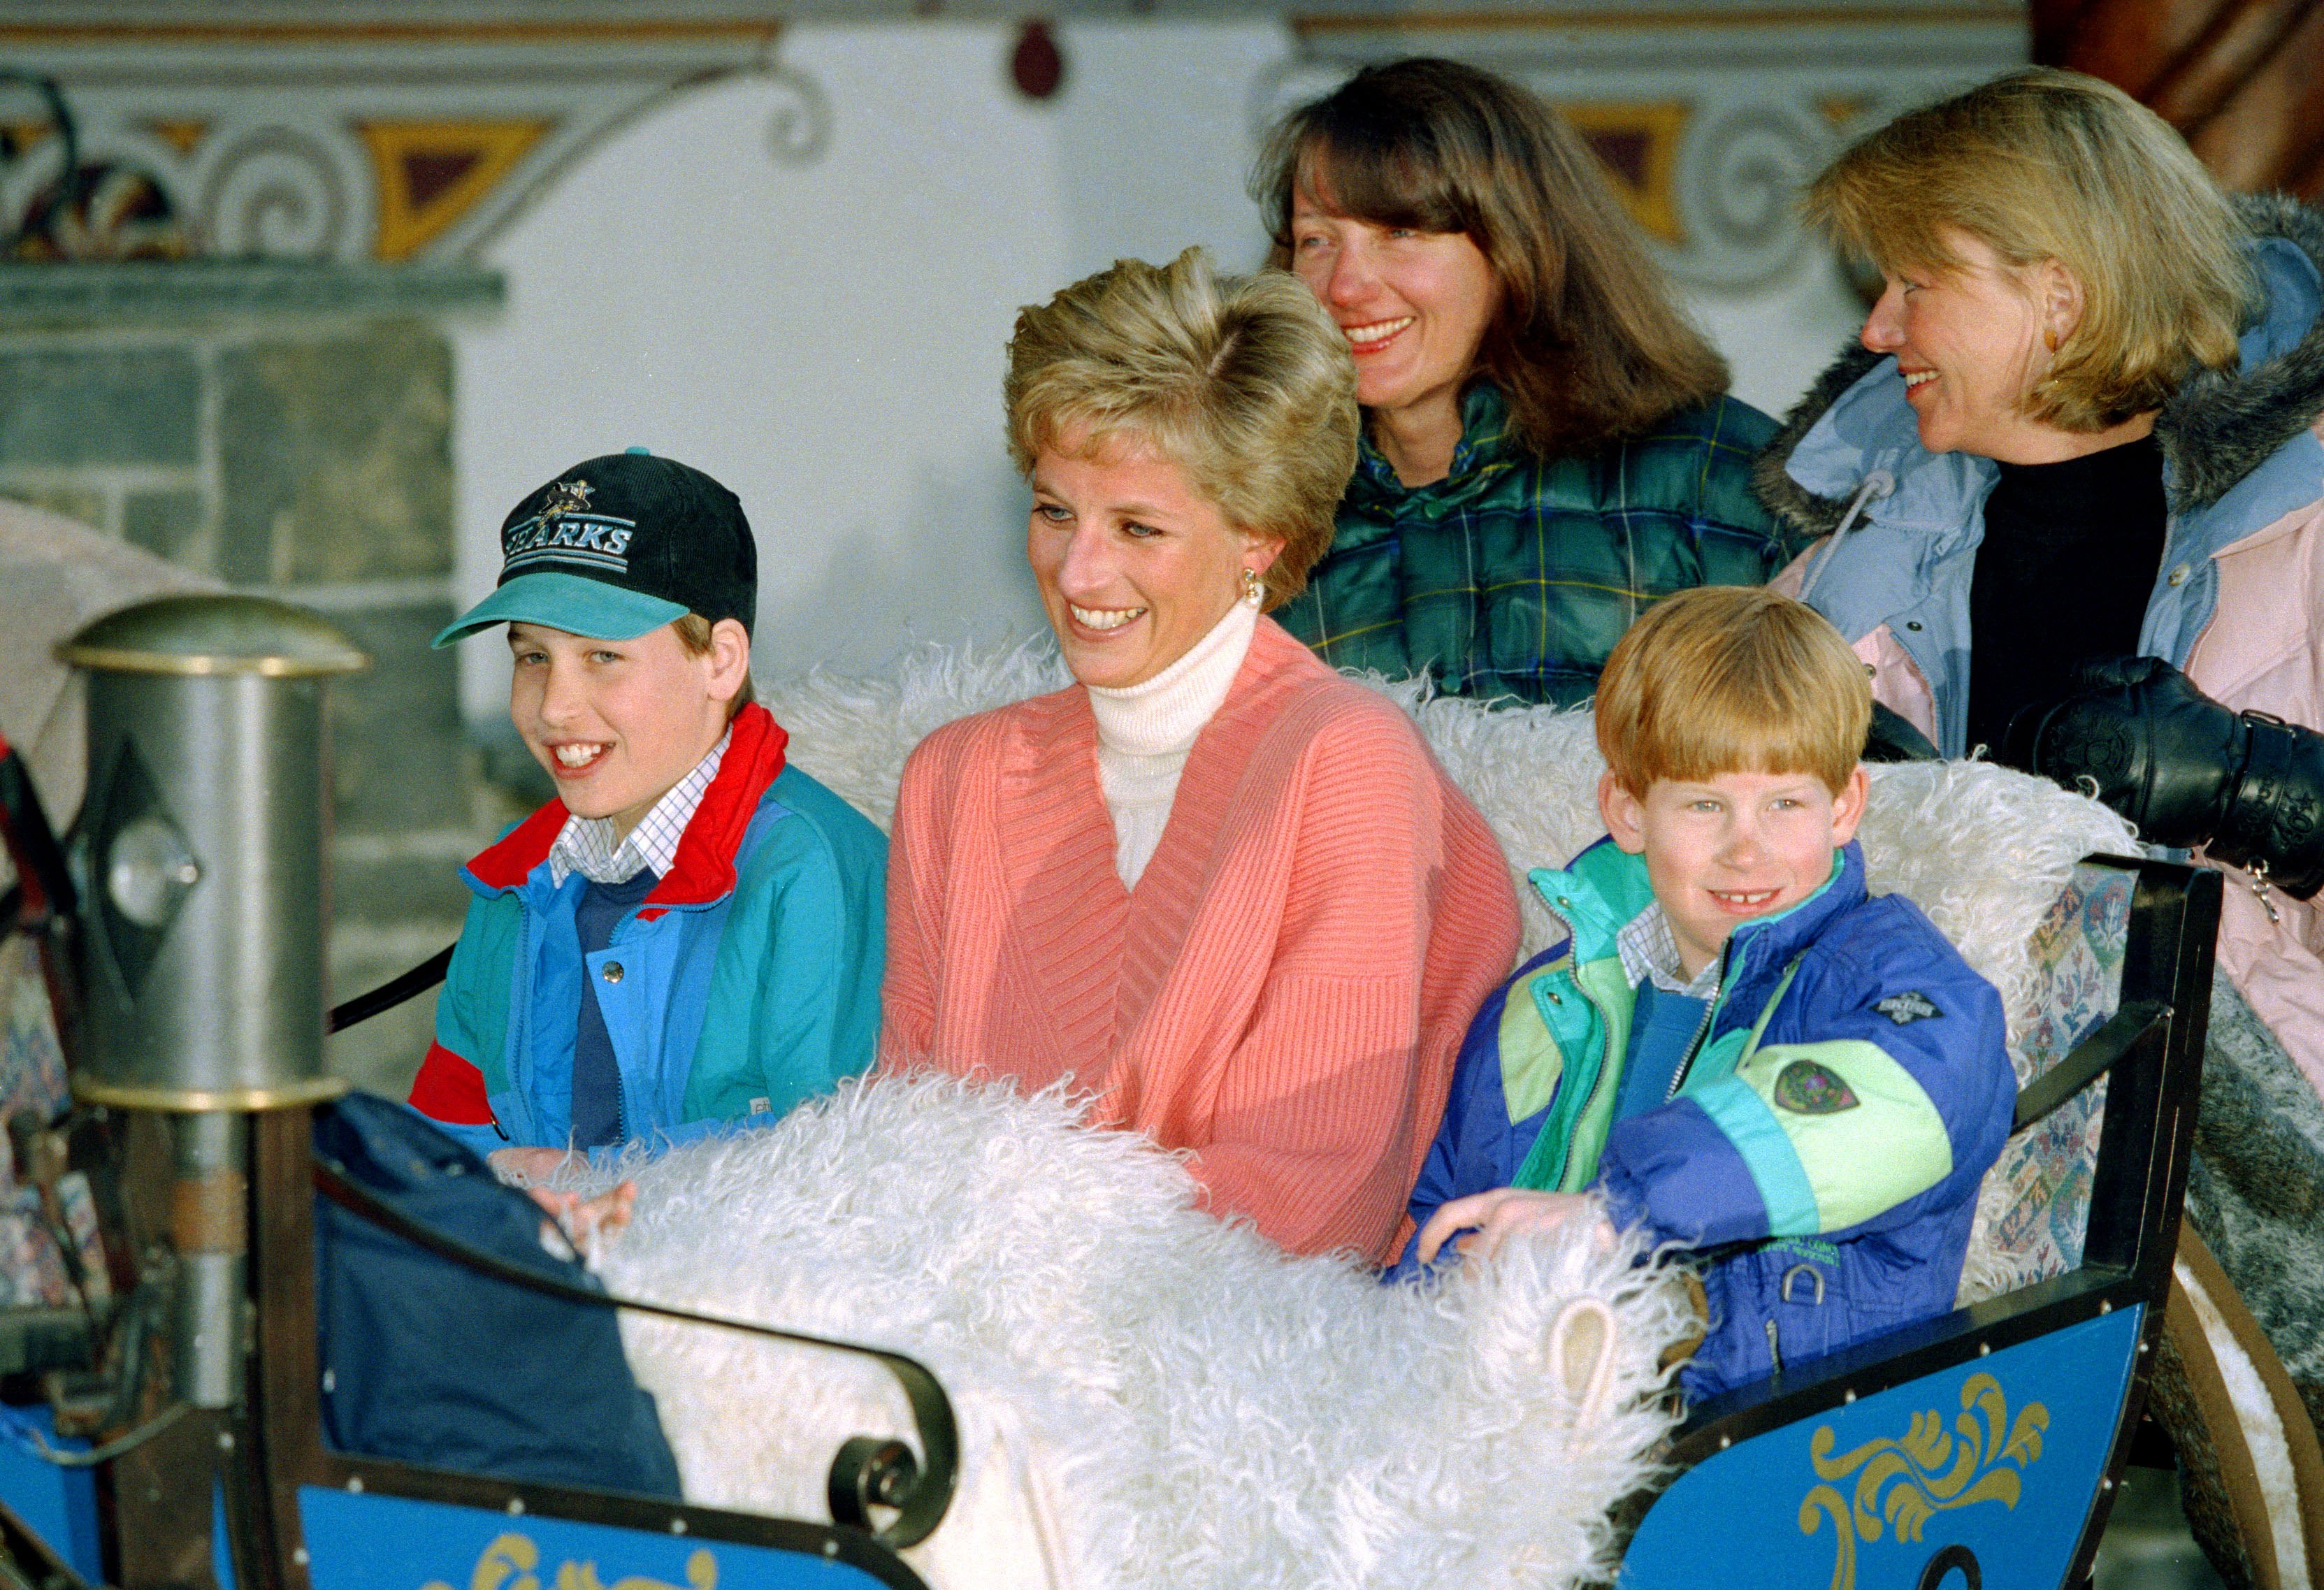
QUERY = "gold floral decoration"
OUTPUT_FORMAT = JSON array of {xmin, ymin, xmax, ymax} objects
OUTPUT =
[
  {"xmin": 421, "ymin": 1531, "xmax": 719, "ymax": 1590},
  {"xmin": 1797, "ymin": 1373, "xmax": 2048, "ymax": 1590}
]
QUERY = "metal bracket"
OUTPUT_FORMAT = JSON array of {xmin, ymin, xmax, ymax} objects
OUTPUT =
[{"xmin": 2012, "ymin": 999, "xmax": 2170, "ymax": 1134}]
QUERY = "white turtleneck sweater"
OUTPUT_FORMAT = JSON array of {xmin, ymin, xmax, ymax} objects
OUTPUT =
[{"xmin": 1085, "ymin": 598, "xmax": 1260, "ymax": 888}]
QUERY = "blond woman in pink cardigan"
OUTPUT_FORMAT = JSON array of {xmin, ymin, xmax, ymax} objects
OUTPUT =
[{"xmin": 881, "ymin": 250, "xmax": 1522, "ymax": 1264}]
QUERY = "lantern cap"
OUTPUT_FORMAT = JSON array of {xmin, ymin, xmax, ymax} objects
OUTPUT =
[{"xmin": 57, "ymin": 594, "xmax": 369, "ymax": 678}]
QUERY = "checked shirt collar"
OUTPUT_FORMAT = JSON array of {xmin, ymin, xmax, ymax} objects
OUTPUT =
[
  {"xmin": 1616, "ymin": 902, "xmax": 1722, "ymax": 999},
  {"xmin": 548, "ymin": 725, "xmax": 731, "ymax": 888}
]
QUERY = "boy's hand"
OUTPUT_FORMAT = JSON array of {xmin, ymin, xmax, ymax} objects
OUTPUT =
[
  {"xmin": 486, "ymin": 1148, "xmax": 633, "ymax": 1257},
  {"xmin": 1417, "ymin": 1189, "xmax": 1615, "ymax": 1267},
  {"xmin": 527, "ymin": 1182, "xmax": 637, "ymax": 1258},
  {"xmin": 489, "ymin": 1145, "xmax": 577, "ymax": 1183}
]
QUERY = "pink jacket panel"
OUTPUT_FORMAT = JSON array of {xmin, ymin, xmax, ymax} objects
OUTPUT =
[
  {"xmin": 1773, "ymin": 547, "xmax": 1942, "ymax": 746},
  {"xmin": 2186, "ymin": 491, "xmax": 2324, "ymax": 1097}
]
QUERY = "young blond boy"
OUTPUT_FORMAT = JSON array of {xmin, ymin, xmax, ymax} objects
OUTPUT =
[{"xmin": 1401, "ymin": 586, "xmax": 2013, "ymax": 1398}]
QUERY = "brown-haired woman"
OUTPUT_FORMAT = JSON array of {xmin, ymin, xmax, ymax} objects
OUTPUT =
[{"xmin": 1255, "ymin": 57, "xmax": 1800, "ymax": 705}]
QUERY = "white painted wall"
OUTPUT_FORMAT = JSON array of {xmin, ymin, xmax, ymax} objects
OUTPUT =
[
  {"xmin": 451, "ymin": 21, "xmax": 1292, "ymax": 725},
  {"xmin": 1687, "ymin": 253, "xmax": 1868, "ymax": 426},
  {"xmin": 450, "ymin": 22, "xmax": 1865, "ymax": 728}
]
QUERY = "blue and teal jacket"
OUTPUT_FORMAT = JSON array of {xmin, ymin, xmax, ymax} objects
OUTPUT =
[
  {"xmin": 1400, "ymin": 837, "xmax": 2013, "ymax": 1399},
  {"xmin": 406, "ymin": 702, "xmax": 886, "ymax": 1158}
]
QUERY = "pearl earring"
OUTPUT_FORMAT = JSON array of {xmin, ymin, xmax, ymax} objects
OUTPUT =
[{"xmin": 1240, "ymin": 567, "xmax": 1265, "ymax": 607}]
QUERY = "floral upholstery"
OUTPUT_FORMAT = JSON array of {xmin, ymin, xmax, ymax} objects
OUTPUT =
[{"xmin": 1974, "ymin": 863, "xmax": 2136, "ymax": 1294}]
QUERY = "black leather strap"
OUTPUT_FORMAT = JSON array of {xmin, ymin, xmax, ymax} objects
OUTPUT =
[{"xmin": 2213, "ymin": 712, "xmax": 2324, "ymax": 899}]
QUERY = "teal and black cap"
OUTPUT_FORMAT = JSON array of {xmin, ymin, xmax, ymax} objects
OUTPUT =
[{"xmin": 432, "ymin": 448, "xmax": 756, "ymax": 648}]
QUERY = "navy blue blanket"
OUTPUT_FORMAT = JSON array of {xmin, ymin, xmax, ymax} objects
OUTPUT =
[{"xmin": 313, "ymin": 1093, "xmax": 681, "ymax": 1498}]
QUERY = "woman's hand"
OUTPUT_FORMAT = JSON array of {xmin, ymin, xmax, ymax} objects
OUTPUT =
[
  {"xmin": 1417, "ymin": 1188, "xmax": 1615, "ymax": 1267},
  {"xmin": 2001, "ymin": 656, "xmax": 2242, "ymax": 845},
  {"xmin": 2005, "ymin": 656, "xmax": 2324, "ymax": 897}
]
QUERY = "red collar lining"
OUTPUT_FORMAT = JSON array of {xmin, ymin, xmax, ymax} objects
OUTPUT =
[{"xmin": 463, "ymin": 703, "xmax": 790, "ymax": 905}]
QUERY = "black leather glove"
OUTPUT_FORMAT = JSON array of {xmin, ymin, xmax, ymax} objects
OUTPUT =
[{"xmin": 2003, "ymin": 656, "xmax": 2324, "ymax": 899}]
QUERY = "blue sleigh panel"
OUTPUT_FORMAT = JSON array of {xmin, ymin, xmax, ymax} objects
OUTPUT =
[
  {"xmin": 300, "ymin": 1488, "xmax": 916, "ymax": 1590},
  {"xmin": 1622, "ymin": 1306, "xmax": 2142, "ymax": 1590}
]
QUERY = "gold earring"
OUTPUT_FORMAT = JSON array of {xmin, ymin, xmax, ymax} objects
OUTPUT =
[
  {"xmin": 2044, "ymin": 327, "xmax": 2060, "ymax": 352},
  {"xmin": 1240, "ymin": 566, "xmax": 1265, "ymax": 607}
]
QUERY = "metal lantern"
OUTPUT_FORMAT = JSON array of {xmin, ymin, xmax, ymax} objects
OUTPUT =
[
  {"xmin": 57, "ymin": 593, "xmax": 366, "ymax": 1409},
  {"xmin": 58, "ymin": 593, "xmax": 366, "ymax": 1111}
]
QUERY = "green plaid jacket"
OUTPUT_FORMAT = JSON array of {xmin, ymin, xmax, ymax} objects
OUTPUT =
[{"xmin": 1279, "ymin": 384, "xmax": 1798, "ymax": 706}]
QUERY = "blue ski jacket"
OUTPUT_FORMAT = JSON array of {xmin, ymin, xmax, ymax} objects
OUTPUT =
[
  {"xmin": 407, "ymin": 702, "xmax": 886, "ymax": 1159},
  {"xmin": 1399, "ymin": 837, "xmax": 2014, "ymax": 1399}
]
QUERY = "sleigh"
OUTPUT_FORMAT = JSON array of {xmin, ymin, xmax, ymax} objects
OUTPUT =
[{"xmin": 0, "ymin": 623, "xmax": 2237, "ymax": 1590}]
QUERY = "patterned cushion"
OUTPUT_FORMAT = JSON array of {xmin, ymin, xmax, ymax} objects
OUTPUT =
[{"xmin": 1960, "ymin": 864, "xmax": 2135, "ymax": 1301}]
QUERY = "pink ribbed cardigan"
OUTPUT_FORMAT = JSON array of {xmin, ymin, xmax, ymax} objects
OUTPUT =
[{"xmin": 879, "ymin": 616, "xmax": 1522, "ymax": 1262}]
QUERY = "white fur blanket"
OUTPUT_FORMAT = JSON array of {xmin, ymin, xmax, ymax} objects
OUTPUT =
[
  {"xmin": 597, "ymin": 1076, "xmax": 1692, "ymax": 1590},
  {"xmin": 577, "ymin": 641, "xmax": 2135, "ymax": 1589}
]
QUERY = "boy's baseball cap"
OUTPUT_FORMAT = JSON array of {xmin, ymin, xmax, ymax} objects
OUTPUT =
[{"xmin": 431, "ymin": 448, "xmax": 756, "ymax": 648}]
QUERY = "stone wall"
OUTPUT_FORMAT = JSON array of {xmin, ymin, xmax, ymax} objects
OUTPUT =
[{"xmin": 0, "ymin": 263, "xmax": 512, "ymax": 1099}]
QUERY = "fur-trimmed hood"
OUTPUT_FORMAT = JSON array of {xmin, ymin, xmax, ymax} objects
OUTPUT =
[{"xmin": 1756, "ymin": 191, "xmax": 2324, "ymax": 535}]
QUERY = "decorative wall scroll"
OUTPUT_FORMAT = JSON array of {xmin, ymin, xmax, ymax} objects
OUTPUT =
[
  {"xmin": 1255, "ymin": 3, "xmax": 2028, "ymax": 291},
  {"xmin": 358, "ymin": 120, "xmax": 553, "ymax": 262},
  {"xmin": 0, "ymin": 8, "xmax": 832, "ymax": 264}
]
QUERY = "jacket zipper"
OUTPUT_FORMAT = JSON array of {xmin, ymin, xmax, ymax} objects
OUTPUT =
[
  {"xmin": 1666, "ymin": 934, "xmax": 1814, "ymax": 1104},
  {"xmin": 610, "ymin": 909, "xmax": 635, "ymax": 1144},
  {"xmin": 1663, "ymin": 981, "xmax": 1724, "ymax": 1104},
  {"xmin": 1534, "ymin": 894, "xmax": 1613, "ymax": 1192},
  {"xmin": 1550, "ymin": 1010, "xmax": 1616, "ymax": 1190},
  {"xmin": 1663, "ymin": 930, "xmax": 1740, "ymax": 1103},
  {"xmin": 591, "ymin": 892, "xmax": 652, "ymax": 1148},
  {"xmin": 510, "ymin": 903, "xmax": 538, "ymax": 1143}
]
